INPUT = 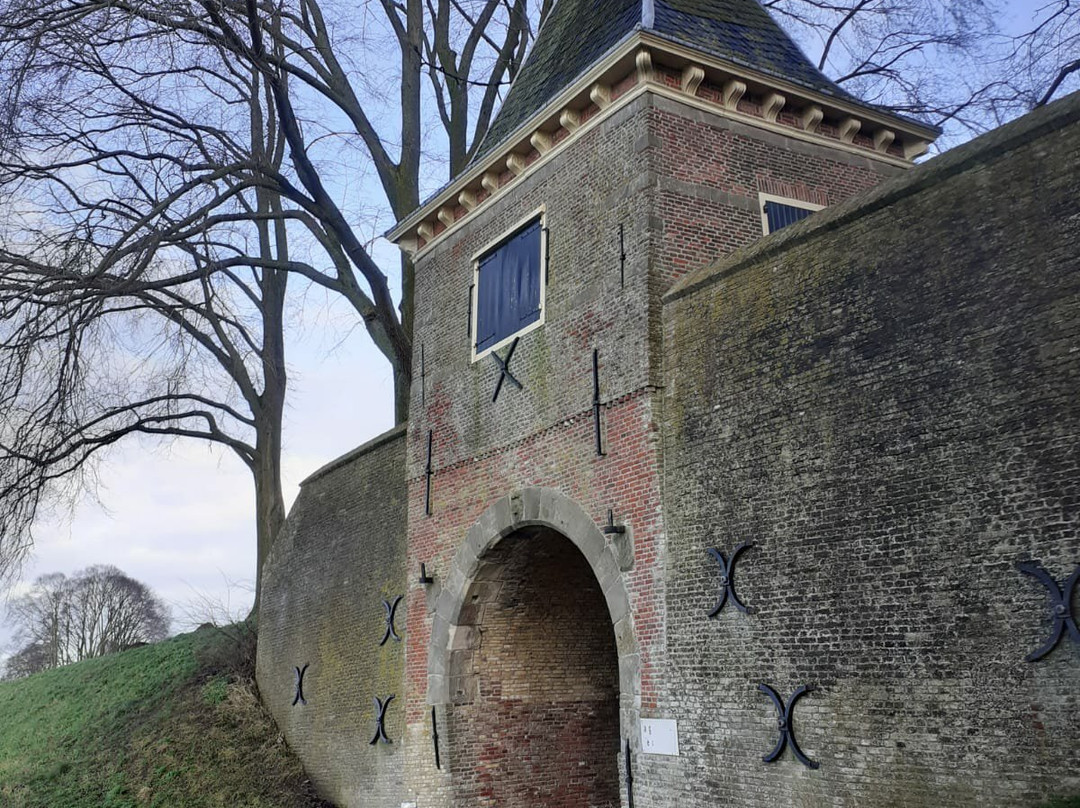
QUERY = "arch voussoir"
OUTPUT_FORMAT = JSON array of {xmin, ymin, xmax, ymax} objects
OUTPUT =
[{"xmin": 427, "ymin": 486, "xmax": 639, "ymax": 705}]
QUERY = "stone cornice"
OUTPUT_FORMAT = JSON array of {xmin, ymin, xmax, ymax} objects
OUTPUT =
[{"xmin": 387, "ymin": 32, "xmax": 939, "ymax": 257}]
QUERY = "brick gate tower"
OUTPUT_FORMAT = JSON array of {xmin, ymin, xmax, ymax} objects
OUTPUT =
[
  {"xmin": 382, "ymin": 2, "xmax": 936, "ymax": 806},
  {"xmin": 256, "ymin": 0, "xmax": 1080, "ymax": 805}
]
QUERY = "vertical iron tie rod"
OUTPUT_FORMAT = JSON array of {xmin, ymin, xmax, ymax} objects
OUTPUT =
[
  {"xmin": 420, "ymin": 343, "xmax": 426, "ymax": 407},
  {"xmin": 593, "ymin": 349, "xmax": 604, "ymax": 456},
  {"xmin": 618, "ymin": 224, "xmax": 626, "ymax": 287},
  {"xmin": 424, "ymin": 430, "xmax": 433, "ymax": 516},
  {"xmin": 625, "ymin": 737, "xmax": 634, "ymax": 808},
  {"xmin": 432, "ymin": 706, "xmax": 441, "ymax": 769},
  {"xmin": 543, "ymin": 226, "xmax": 551, "ymax": 284},
  {"xmin": 467, "ymin": 284, "xmax": 474, "ymax": 343}
]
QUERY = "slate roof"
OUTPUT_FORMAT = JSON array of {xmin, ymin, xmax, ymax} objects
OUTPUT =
[
  {"xmin": 471, "ymin": 0, "xmax": 883, "ymax": 165},
  {"xmin": 472, "ymin": 0, "xmax": 640, "ymax": 163},
  {"xmin": 650, "ymin": 0, "xmax": 858, "ymax": 97}
]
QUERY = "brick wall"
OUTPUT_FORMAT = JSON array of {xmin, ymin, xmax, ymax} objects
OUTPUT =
[
  {"xmin": 645, "ymin": 94, "xmax": 903, "ymax": 291},
  {"xmin": 256, "ymin": 426, "xmax": 408, "ymax": 807},
  {"xmin": 400, "ymin": 87, "xmax": 908, "ymax": 807},
  {"xmin": 659, "ymin": 94, "xmax": 1080, "ymax": 807}
]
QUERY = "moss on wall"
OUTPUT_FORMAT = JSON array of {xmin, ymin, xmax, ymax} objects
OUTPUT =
[
  {"xmin": 659, "ymin": 93, "xmax": 1080, "ymax": 807},
  {"xmin": 256, "ymin": 426, "xmax": 408, "ymax": 808}
]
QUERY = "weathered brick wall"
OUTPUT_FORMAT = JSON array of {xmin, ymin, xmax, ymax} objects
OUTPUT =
[
  {"xmin": 400, "ymin": 87, "xmax": 915, "ymax": 807},
  {"xmin": 660, "ymin": 94, "xmax": 1080, "ymax": 807},
  {"xmin": 401, "ymin": 94, "xmax": 668, "ymax": 807},
  {"xmin": 256, "ymin": 426, "xmax": 408, "ymax": 808},
  {"xmin": 645, "ymin": 94, "xmax": 903, "ymax": 291}
]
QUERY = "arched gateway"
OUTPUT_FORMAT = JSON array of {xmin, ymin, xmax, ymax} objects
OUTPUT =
[{"xmin": 427, "ymin": 488, "xmax": 638, "ymax": 807}]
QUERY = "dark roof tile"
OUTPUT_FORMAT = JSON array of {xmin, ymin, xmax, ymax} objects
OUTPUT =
[{"xmin": 472, "ymin": 0, "xmax": 640, "ymax": 162}]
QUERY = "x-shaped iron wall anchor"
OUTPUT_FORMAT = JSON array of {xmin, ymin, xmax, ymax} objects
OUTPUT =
[
  {"xmin": 491, "ymin": 337, "xmax": 522, "ymax": 402},
  {"xmin": 1017, "ymin": 560, "xmax": 1080, "ymax": 662},
  {"xmin": 759, "ymin": 684, "xmax": 819, "ymax": 769},
  {"xmin": 370, "ymin": 695, "xmax": 395, "ymax": 745},
  {"xmin": 707, "ymin": 543, "xmax": 754, "ymax": 617},
  {"xmin": 379, "ymin": 595, "xmax": 403, "ymax": 646},
  {"xmin": 292, "ymin": 663, "xmax": 309, "ymax": 706}
]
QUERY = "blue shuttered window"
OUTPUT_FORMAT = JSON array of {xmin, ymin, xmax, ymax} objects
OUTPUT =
[
  {"xmin": 764, "ymin": 200, "xmax": 816, "ymax": 233},
  {"xmin": 475, "ymin": 218, "xmax": 543, "ymax": 353}
]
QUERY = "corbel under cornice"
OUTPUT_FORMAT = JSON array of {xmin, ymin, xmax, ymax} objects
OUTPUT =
[{"xmin": 387, "ymin": 32, "xmax": 940, "ymax": 256}]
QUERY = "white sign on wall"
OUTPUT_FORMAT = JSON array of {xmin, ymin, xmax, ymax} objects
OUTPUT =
[{"xmin": 640, "ymin": 718, "xmax": 680, "ymax": 756}]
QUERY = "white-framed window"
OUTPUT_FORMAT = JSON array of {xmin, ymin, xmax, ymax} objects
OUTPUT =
[
  {"xmin": 470, "ymin": 207, "xmax": 547, "ymax": 362},
  {"xmin": 759, "ymin": 192, "xmax": 824, "ymax": 234}
]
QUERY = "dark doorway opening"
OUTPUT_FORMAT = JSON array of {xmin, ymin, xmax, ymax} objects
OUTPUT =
[{"xmin": 447, "ymin": 526, "xmax": 621, "ymax": 807}]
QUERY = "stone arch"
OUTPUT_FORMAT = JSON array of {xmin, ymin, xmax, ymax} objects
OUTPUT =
[{"xmin": 427, "ymin": 486, "xmax": 639, "ymax": 708}]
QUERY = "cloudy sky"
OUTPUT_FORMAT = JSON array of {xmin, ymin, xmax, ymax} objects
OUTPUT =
[{"xmin": 0, "ymin": 288, "xmax": 396, "ymax": 657}]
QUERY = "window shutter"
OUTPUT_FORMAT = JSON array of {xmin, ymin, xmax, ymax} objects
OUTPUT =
[
  {"xmin": 475, "ymin": 251, "xmax": 502, "ymax": 351},
  {"xmin": 475, "ymin": 218, "xmax": 543, "ymax": 353},
  {"xmin": 765, "ymin": 201, "xmax": 815, "ymax": 233}
]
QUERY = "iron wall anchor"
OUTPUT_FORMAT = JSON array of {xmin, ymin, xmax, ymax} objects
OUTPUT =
[
  {"xmin": 432, "ymin": 706, "xmax": 441, "ymax": 769},
  {"xmin": 292, "ymin": 663, "xmax": 309, "ymax": 706},
  {"xmin": 759, "ymin": 684, "xmax": 819, "ymax": 769},
  {"xmin": 707, "ymin": 543, "xmax": 754, "ymax": 617},
  {"xmin": 424, "ymin": 430, "xmax": 434, "ymax": 516},
  {"xmin": 602, "ymin": 508, "xmax": 626, "ymax": 535},
  {"xmin": 592, "ymin": 349, "xmax": 605, "ymax": 456},
  {"xmin": 380, "ymin": 595, "xmax": 403, "ymax": 645},
  {"xmin": 419, "ymin": 563, "xmax": 434, "ymax": 585},
  {"xmin": 491, "ymin": 336, "xmax": 522, "ymax": 402},
  {"xmin": 370, "ymin": 695, "xmax": 395, "ymax": 745},
  {"xmin": 1017, "ymin": 560, "xmax": 1080, "ymax": 662}
]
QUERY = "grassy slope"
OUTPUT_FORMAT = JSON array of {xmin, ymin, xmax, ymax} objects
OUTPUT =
[{"xmin": 0, "ymin": 626, "xmax": 330, "ymax": 808}]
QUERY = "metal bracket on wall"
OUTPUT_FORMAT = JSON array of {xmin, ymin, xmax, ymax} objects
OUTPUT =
[
  {"xmin": 1017, "ymin": 560, "xmax": 1080, "ymax": 662},
  {"xmin": 379, "ymin": 595, "xmax": 403, "ymax": 646},
  {"xmin": 432, "ymin": 706, "xmax": 441, "ymax": 769},
  {"xmin": 592, "ymin": 349, "xmax": 605, "ymax": 456},
  {"xmin": 419, "ymin": 562, "xmax": 435, "ymax": 585},
  {"xmin": 292, "ymin": 663, "xmax": 309, "ymax": 706},
  {"xmin": 602, "ymin": 509, "xmax": 626, "ymax": 535},
  {"xmin": 707, "ymin": 543, "xmax": 754, "ymax": 617},
  {"xmin": 424, "ymin": 430, "xmax": 433, "ymax": 517},
  {"xmin": 491, "ymin": 336, "xmax": 522, "ymax": 402},
  {"xmin": 370, "ymin": 695, "xmax": 395, "ymax": 745},
  {"xmin": 758, "ymin": 684, "xmax": 819, "ymax": 769},
  {"xmin": 618, "ymin": 224, "xmax": 626, "ymax": 287}
]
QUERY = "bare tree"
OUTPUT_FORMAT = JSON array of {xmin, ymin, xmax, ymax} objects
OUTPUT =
[
  {"xmin": 763, "ymin": 0, "xmax": 1079, "ymax": 144},
  {"xmin": 3, "ymin": 565, "xmax": 170, "ymax": 678},
  {"xmin": 0, "ymin": 0, "xmax": 547, "ymax": 587},
  {"xmin": 0, "ymin": 33, "xmax": 294, "ymax": 594},
  {"xmin": 1004, "ymin": 0, "xmax": 1080, "ymax": 109},
  {"xmin": 2, "ymin": 640, "xmax": 52, "ymax": 679}
]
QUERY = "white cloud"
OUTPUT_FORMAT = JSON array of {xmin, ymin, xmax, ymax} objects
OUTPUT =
[{"xmin": 0, "ymin": 321, "xmax": 395, "ymax": 658}]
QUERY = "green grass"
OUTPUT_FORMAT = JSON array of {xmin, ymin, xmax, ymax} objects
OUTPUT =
[{"xmin": 0, "ymin": 625, "xmax": 330, "ymax": 807}]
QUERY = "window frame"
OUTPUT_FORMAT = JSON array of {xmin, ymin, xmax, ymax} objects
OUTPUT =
[
  {"xmin": 470, "ymin": 206, "xmax": 547, "ymax": 363},
  {"xmin": 759, "ymin": 192, "xmax": 824, "ymax": 235}
]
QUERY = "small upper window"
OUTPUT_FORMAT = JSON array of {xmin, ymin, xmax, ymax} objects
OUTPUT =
[
  {"xmin": 759, "ymin": 193, "xmax": 824, "ymax": 234},
  {"xmin": 471, "ymin": 212, "xmax": 545, "ymax": 360}
]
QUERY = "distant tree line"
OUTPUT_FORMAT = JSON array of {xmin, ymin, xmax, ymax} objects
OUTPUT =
[{"xmin": 3, "ymin": 565, "xmax": 170, "ymax": 679}]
